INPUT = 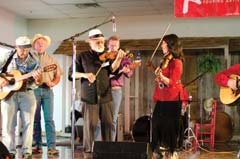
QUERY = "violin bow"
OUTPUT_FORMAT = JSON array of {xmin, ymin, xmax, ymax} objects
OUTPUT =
[
  {"xmin": 149, "ymin": 23, "xmax": 172, "ymax": 62},
  {"xmin": 88, "ymin": 64, "xmax": 103, "ymax": 86}
]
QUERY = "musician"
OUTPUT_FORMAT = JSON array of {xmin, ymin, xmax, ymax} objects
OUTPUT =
[
  {"xmin": 214, "ymin": 64, "xmax": 240, "ymax": 91},
  {"xmin": 151, "ymin": 34, "xmax": 185, "ymax": 159},
  {"xmin": 107, "ymin": 36, "xmax": 133, "ymax": 141},
  {"xmin": 31, "ymin": 34, "xmax": 62, "ymax": 156},
  {"xmin": 214, "ymin": 64, "xmax": 240, "ymax": 158},
  {"xmin": 0, "ymin": 36, "xmax": 41, "ymax": 159},
  {"xmin": 68, "ymin": 29, "xmax": 124, "ymax": 158}
]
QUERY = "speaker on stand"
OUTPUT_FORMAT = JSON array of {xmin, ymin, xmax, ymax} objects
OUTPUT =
[{"xmin": 0, "ymin": 141, "xmax": 11, "ymax": 159}]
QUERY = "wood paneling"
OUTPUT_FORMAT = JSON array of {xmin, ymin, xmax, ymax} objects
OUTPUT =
[{"xmin": 53, "ymin": 37, "xmax": 240, "ymax": 55}]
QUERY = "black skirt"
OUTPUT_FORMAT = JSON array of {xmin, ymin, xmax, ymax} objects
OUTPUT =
[{"xmin": 151, "ymin": 101, "xmax": 182, "ymax": 153}]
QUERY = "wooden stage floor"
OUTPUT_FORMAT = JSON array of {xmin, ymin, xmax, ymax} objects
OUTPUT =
[{"xmin": 13, "ymin": 141, "xmax": 240, "ymax": 159}]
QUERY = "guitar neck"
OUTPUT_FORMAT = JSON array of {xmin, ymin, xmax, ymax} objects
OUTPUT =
[{"xmin": 16, "ymin": 72, "xmax": 33, "ymax": 82}]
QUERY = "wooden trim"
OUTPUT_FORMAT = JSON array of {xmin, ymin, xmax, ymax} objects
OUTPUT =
[{"xmin": 53, "ymin": 37, "xmax": 240, "ymax": 55}]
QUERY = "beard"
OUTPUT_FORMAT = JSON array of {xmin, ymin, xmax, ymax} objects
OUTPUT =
[{"xmin": 93, "ymin": 45, "xmax": 104, "ymax": 53}]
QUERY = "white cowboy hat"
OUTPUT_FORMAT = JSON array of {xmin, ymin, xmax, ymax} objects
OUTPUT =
[
  {"xmin": 15, "ymin": 36, "xmax": 31, "ymax": 48},
  {"xmin": 31, "ymin": 33, "xmax": 51, "ymax": 48},
  {"xmin": 85, "ymin": 29, "xmax": 104, "ymax": 42}
]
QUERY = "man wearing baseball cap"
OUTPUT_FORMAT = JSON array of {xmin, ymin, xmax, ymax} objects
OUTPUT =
[
  {"xmin": 0, "ymin": 36, "xmax": 41, "ymax": 159},
  {"xmin": 68, "ymin": 29, "xmax": 125, "ymax": 158}
]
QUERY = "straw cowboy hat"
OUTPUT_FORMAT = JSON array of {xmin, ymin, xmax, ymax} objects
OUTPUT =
[
  {"xmin": 85, "ymin": 29, "xmax": 105, "ymax": 42},
  {"xmin": 31, "ymin": 34, "xmax": 51, "ymax": 48},
  {"xmin": 15, "ymin": 36, "xmax": 31, "ymax": 48}
]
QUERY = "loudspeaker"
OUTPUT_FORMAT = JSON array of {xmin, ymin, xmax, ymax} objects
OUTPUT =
[
  {"xmin": 0, "ymin": 141, "xmax": 10, "ymax": 159},
  {"xmin": 93, "ymin": 141, "xmax": 151, "ymax": 159}
]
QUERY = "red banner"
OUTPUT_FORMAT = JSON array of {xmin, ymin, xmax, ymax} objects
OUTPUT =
[{"xmin": 175, "ymin": 0, "xmax": 240, "ymax": 17}]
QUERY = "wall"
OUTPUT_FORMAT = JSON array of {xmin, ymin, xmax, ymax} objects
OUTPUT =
[{"xmin": 0, "ymin": 8, "xmax": 28, "ymax": 45}]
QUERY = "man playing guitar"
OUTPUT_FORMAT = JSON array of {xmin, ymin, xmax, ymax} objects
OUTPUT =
[
  {"xmin": 214, "ymin": 64, "xmax": 240, "ymax": 106},
  {"xmin": 214, "ymin": 63, "xmax": 240, "ymax": 159}
]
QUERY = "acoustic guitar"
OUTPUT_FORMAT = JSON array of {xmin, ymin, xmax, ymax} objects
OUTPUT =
[
  {"xmin": 0, "ymin": 64, "xmax": 57, "ymax": 100},
  {"xmin": 219, "ymin": 74, "xmax": 240, "ymax": 106}
]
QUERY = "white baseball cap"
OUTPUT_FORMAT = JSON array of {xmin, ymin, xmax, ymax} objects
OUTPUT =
[
  {"xmin": 88, "ymin": 29, "xmax": 104, "ymax": 39},
  {"xmin": 15, "ymin": 36, "xmax": 31, "ymax": 48}
]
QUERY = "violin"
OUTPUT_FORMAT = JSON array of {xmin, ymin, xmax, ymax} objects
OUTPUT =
[
  {"xmin": 99, "ymin": 50, "xmax": 133, "ymax": 62},
  {"xmin": 160, "ymin": 53, "xmax": 173, "ymax": 69},
  {"xmin": 129, "ymin": 60, "xmax": 141, "ymax": 70}
]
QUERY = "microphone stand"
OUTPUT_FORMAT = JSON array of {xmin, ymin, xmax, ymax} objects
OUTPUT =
[
  {"xmin": 64, "ymin": 18, "xmax": 113, "ymax": 159},
  {"xmin": 183, "ymin": 71, "xmax": 208, "ymax": 150},
  {"xmin": 0, "ymin": 41, "xmax": 14, "ymax": 49},
  {"xmin": 63, "ymin": 18, "xmax": 113, "ymax": 42}
]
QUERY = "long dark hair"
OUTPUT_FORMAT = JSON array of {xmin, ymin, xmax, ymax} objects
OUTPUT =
[{"xmin": 162, "ymin": 34, "xmax": 184, "ymax": 61}]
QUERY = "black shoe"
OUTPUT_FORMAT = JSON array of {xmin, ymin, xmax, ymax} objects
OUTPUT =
[
  {"xmin": 23, "ymin": 153, "xmax": 32, "ymax": 159},
  {"xmin": 9, "ymin": 153, "xmax": 15, "ymax": 159}
]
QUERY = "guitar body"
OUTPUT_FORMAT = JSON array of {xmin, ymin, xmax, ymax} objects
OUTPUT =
[
  {"xmin": 0, "ymin": 64, "xmax": 57, "ymax": 100},
  {"xmin": 220, "ymin": 74, "xmax": 240, "ymax": 106},
  {"xmin": 0, "ymin": 70, "xmax": 23, "ymax": 100}
]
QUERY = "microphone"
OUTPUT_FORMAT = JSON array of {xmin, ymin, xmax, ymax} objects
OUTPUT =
[{"xmin": 112, "ymin": 16, "xmax": 116, "ymax": 32}]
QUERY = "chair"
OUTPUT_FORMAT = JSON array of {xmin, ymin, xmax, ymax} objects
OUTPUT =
[{"xmin": 193, "ymin": 98, "xmax": 217, "ymax": 150}]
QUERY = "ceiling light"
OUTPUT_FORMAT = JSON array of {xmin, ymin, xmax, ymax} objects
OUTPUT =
[{"xmin": 75, "ymin": 3, "xmax": 101, "ymax": 9}]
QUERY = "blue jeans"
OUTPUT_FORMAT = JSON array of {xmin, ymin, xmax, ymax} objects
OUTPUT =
[
  {"xmin": 111, "ymin": 88, "xmax": 122, "ymax": 141},
  {"xmin": 1, "ymin": 91, "xmax": 36, "ymax": 154},
  {"xmin": 33, "ymin": 87, "xmax": 56, "ymax": 148}
]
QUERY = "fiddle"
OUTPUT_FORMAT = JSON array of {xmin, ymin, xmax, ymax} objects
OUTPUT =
[
  {"xmin": 160, "ymin": 53, "xmax": 173, "ymax": 69},
  {"xmin": 99, "ymin": 49, "xmax": 133, "ymax": 62},
  {"xmin": 154, "ymin": 54, "xmax": 173, "ymax": 86},
  {"xmin": 129, "ymin": 60, "xmax": 141, "ymax": 70}
]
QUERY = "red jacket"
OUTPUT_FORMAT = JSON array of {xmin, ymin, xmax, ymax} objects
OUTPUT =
[
  {"xmin": 153, "ymin": 58, "xmax": 186, "ymax": 102},
  {"xmin": 214, "ymin": 64, "xmax": 240, "ymax": 87}
]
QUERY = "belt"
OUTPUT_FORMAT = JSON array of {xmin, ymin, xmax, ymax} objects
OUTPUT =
[
  {"xmin": 18, "ymin": 88, "xmax": 32, "ymax": 92},
  {"xmin": 38, "ymin": 83, "xmax": 50, "ymax": 89}
]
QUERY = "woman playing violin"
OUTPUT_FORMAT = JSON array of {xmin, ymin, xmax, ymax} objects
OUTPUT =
[{"xmin": 151, "ymin": 34, "xmax": 186, "ymax": 159}]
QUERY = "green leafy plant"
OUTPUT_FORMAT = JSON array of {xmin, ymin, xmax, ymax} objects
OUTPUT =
[{"xmin": 198, "ymin": 53, "xmax": 222, "ymax": 74}]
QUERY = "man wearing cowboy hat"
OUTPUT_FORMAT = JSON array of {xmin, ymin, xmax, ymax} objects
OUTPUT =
[
  {"xmin": 0, "ymin": 36, "xmax": 42, "ymax": 159},
  {"xmin": 68, "ymin": 28, "xmax": 124, "ymax": 158},
  {"xmin": 31, "ymin": 34, "xmax": 62, "ymax": 156}
]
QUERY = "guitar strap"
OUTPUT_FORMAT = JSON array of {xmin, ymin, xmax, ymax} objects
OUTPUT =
[
  {"xmin": 1, "ymin": 50, "xmax": 16, "ymax": 73},
  {"xmin": 236, "ymin": 76, "xmax": 240, "ymax": 89},
  {"xmin": 1, "ymin": 51, "xmax": 36, "ymax": 74}
]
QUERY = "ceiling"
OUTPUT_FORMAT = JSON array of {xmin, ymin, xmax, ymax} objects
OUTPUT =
[{"xmin": 0, "ymin": 0, "xmax": 173, "ymax": 20}]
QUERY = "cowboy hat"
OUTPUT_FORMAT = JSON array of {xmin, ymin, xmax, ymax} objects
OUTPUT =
[
  {"xmin": 31, "ymin": 34, "xmax": 51, "ymax": 48},
  {"xmin": 15, "ymin": 36, "xmax": 31, "ymax": 48}
]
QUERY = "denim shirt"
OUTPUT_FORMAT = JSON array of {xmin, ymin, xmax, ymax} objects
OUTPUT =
[{"xmin": 3, "ymin": 52, "xmax": 40, "ymax": 90}]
